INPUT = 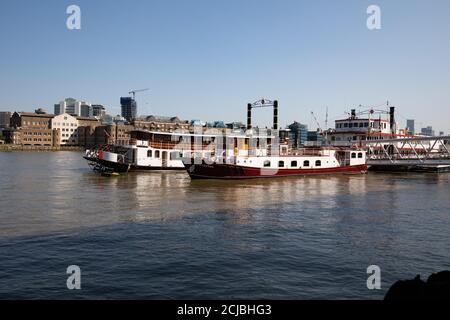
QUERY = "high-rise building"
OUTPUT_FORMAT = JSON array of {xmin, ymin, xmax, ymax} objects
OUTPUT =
[
  {"xmin": 92, "ymin": 105, "xmax": 106, "ymax": 118},
  {"xmin": 406, "ymin": 119, "xmax": 415, "ymax": 135},
  {"xmin": 54, "ymin": 98, "xmax": 92, "ymax": 117},
  {"xmin": 120, "ymin": 97, "xmax": 137, "ymax": 122}
]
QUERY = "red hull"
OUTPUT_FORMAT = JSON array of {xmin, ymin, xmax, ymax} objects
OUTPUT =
[{"xmin": 184, "ymin": 162, "xmax": 369, "ymax": 179}]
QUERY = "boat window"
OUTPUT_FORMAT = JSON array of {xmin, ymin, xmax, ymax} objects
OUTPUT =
[
  {"xmin": 291, "ymin": 161, "xmax": 297, "ymax": 167},
  {"xmin": 315, "ymin": 160, "xmax": 321, "ymax": 167},
  {"xmin": 351, "ymin": 152, "xmax": 356, "ymax": 158},
  {"xmin": 303, "ymin": 160, "xmax": 310, "ymax": 167},
  {"xmin": 155, "ymin": 150, "xmax": 160, "ymax": 158},
  {"xmin": 147, "ymin": 150, "xmax": 152, "ymax": 158},
  {"xmin": 263, "ymin": 160, "xmax": 271, "ymax": 167},
  {"xmin": 278, "ymin": 161, "xmax": 284, "ymax": 168},
  {"xmin": 358, "ymin": 152, "xmax": 363, "ymax": 158}
]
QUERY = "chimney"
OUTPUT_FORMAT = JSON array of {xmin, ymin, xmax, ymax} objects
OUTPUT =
[
  {"xmin": 351, "ymin": 109, "xmax": 356, "ymax": 119},
  {"xmin": 389, "ymin": 106, "xmax": 395, "ymax": 134},
  {"xmin": 247, "ymin": 103, "xmax": 252, "ymax": 129},
  {"xmin": 273, "ymin": 100, "xmax": 278, "ymax": 130}
]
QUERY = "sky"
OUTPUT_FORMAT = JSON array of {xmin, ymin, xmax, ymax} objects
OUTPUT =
[{"xmin": 0, "ymin": 0, "xmax": 449, "ymax": 132}]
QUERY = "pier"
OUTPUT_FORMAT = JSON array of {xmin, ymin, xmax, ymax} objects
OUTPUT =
[{"xmin": 364, "ymin": 135, "xmax": 450, "ymax": 172}]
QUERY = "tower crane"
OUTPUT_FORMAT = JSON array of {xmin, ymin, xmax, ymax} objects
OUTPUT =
[
  {"xmin": 128, "ymin": 88, "xmax": 149, "ymax": 100},
  {"xmin": 310, "ymin": 111, "xmax": 322, "ymax": 132}
]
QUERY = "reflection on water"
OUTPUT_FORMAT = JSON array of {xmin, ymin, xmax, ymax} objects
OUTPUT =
[
  {"xmin": 0, "ymin": 151, "xmax": 413, "ymax": 237},
  {"xmin": 0, "ymin": 151, "xmax": 450, "ymax": 299}
]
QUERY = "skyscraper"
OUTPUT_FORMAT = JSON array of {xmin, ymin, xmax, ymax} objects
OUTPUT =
[
  {"xmin": 120, "ymin": 97, "xmax": 137, "ymax": 122},
  {"xmin": 406, "ymin": 119, "xmax": 415, "ymax": 135}
]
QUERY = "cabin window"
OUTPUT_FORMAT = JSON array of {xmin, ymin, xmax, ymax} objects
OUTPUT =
[
  {"xmin": 155, "ymin": 150, "xmax": 160, "ymax": 158},
  {"xmin": 303, "ymin": 160, "xmax": 310, "ymax": 167},
  {"xmin": 315, "ymin": 160, "xmax": 321, "ymax": 167},
  {"xmin": 147, "ymin": 150, "xmax": 152, "ymax": 158},
  {"xmin": 263, "ymin": 160, "xmax": 271, "ymax": 167},
  {"xmin": 351, "ymin": 152, "xmax": 356, "ymax": 158},
  {"xmin": 291, "ymin": 161, "xmax": 298, "ymax": 167},
  {"xmin": 358, "ymin": 152, "xmax": 363, "ymax": 158},
  {"xmin": 278, "ymin": 161, "xmax": 285, "ymax": 168}
]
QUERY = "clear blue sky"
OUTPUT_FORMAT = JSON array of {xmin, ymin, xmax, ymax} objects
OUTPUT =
[{"xmin": 0, "ymin": 0, "xmax": 449, "ymax": 132}]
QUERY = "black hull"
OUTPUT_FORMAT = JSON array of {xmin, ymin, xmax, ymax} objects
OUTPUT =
[{"xmin": 84, "ymin": 156, "xmax": 184, "ymax": 172}]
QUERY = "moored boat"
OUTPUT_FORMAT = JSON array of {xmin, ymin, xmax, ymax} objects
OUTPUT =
[{"xmin": 183, "ymin": 147, "xmax": 368, "ymax": 179}]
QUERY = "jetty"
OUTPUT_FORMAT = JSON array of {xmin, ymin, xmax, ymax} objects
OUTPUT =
[{"xmin": 364, "ymin": 135, "xmax": 450, "ymax": 172}]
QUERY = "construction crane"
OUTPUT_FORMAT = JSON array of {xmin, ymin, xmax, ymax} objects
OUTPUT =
[
  {"xmin": 128, "ymin": 88, "xmax": 149, "ymax": 100},
  {"xmin": 310, "ymin": 111, "xmax": 322, "ymax": 132}
]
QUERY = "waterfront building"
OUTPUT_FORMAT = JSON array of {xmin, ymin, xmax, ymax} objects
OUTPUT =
[
  {"xmin": 120, "ymin": 97, "xmax": 137, "ymax": 122},
  {"xmin": 51, "ymin": 113, "xmax": 79, "ymax": 146},
  {"xmin": 10, "ymin": 111, "xmax": 53, "ymax": 129},
  {"xmin": 421, "ymin": 126, "xmax": 435, "ymax": 136},
  {"xmin": 306, "ymin": 130, "xmax": 323, "ymax": 146},
  {"xmin": 226, "ymin": 122, "xmax": 246, "ymax": 131},
  {"xmin": 133, "ymin": 115, "xmax": 190, "ymax": 132},
  {"xmin": 0, "ymin": 111, "xmax": 12, "ymax": 132},
  {"xmin": 287, "ymin": 121, "xmax": 308, "ymax": 149},
  {"xmin": 6, "ymin": 112, "xmax": 57, "ymax": 146}
]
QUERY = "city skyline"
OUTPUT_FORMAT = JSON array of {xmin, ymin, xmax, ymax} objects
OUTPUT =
[{"xmin": 1, "ymin": 0, "xmax": 449, "ymax": 132}]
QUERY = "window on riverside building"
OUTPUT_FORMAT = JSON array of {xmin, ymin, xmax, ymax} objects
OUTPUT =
[
  {"xmin": 291, "ymin": 161, "xmax": 298, "ymax": 167},
  {"xmin": 303, "ymin": 160, "xmax": 310, "ymax": 167},
  {"xmin": 147, "ymin": 150, "xmax": 152, "ymax": 158},
  {"xmin": 155, "ymin": 150, "xmax": 160, "ymax": 158},
  {"xmin": 315, "ymin": 160, "xmax": 321, "ymax": 167},
  {"xmin": 263, "ymin": 160, "xmax": 271, "ymax": 167},
  {"xmin": 170, "ymin": 152, "xmax": 182, "ymax": 160},
  {"xmin": 278, "ymin": 161, "xmax": 285, "ymax": 168}
]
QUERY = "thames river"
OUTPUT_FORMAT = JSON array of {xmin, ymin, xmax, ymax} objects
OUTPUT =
[{"xmin": 0, "ymin": 151, "xmax": 449, "ymax": 299}]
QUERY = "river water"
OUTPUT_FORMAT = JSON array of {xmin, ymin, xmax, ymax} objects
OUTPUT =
[{"xmin": 0, "ymin": 151, "xmax": 449, "ymax": 299}]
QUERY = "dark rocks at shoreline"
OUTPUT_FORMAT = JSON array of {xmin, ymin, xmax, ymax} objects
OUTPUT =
[{"xmin": 385, "ymin": 271, "xmax": 450, "ymax": 300}]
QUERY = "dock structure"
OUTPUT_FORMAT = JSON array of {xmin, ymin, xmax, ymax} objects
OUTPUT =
[{"xmin": 364, "ymin": 135, "xmax": 450, "ymax": 172}]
